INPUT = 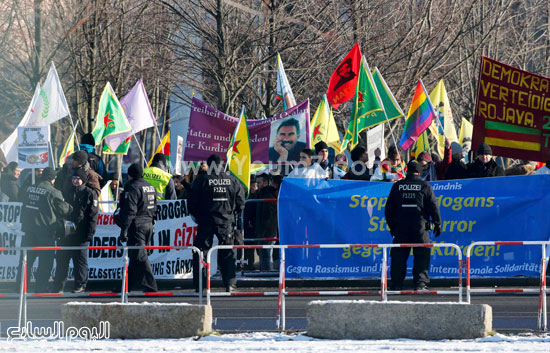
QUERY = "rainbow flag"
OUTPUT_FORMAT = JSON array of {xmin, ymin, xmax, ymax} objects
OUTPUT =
[{"xmin": 399, "ymin": 79, "xmax": 437, "ymax": 151}]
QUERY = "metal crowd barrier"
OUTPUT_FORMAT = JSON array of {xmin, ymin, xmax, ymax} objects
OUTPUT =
[
  {"xmin": 206, "ymin": 242, "xmax": 464, "ymax": 330},
  {"xmin": 0, "ymin": 245, "xmax": 203, "ymax": 330},
  {"xmin": 466, "ymin": 241, "xmax": 549, "ymax": 331}
]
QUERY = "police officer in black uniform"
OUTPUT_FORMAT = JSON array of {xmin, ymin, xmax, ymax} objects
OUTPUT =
[
  {"xmin": 188, "ymin": 154, "xmax": 246, "ymax": 292},
  {"xmin": 16, "ymin": 168, "xmax": 72, "ymax": 293},
  {"xmin": 52, "ymin": 168, "xmax": 99, "ymax": 293},
  {"xmin": 116, "ymin": 163, "xmax": 158, "ymax": 292},
  {"xmin": 385, "ymin": 160, "xmax": 441, "ymax": 291}
]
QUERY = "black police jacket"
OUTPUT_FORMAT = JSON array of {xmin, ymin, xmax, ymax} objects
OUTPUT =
[
  {"xmin": 20, "ymin": 179, "xmax": 73, "ymax": 237},
  {"xmin": 188, "ymin": 171, "xmax": 246, "ymax": 234},
  {"xmin": 118, "ymin": 177, "xmax": 157, "ymax": 233},
  {"xmin": 385, "ymin": 174, "xmax": 441, "ymax": 241},
  {"xmin": 69, "ymin": 184, "xmax": 99, "ymax": 242}
]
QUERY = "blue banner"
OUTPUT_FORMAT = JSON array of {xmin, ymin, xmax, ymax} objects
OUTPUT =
[{"xmin": 278, "ymin": 175, "xmax": 550, "ymax": 278}]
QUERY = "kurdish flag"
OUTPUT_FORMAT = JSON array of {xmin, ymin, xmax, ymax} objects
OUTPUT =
[
  {"xmin": 58, "ymin": 129, "xmax": 76, "ymax": 167},
  {"xmin": 372, "ymin": 67, "xmax": 404, "ymax": 123},
  {"xmin": 399, "ymin": 79, "xmax": 437, "ymax": 151},
  {"xmin": 484, "ymin": 120, "xmax": 541, "ymax": 152},
  {"xmin": 310, "ymin": 95, "xmax": 340, "ymax": 151},
  {"xmin": 103, "ymin": 136, "xmax": 131, "ymax": 155},
  {"xmin": 341, "ymin": 58, "xmax": 384, "ymax": 151},
  {"xmin": 413, "ymin": 130, "xmax": 431, "ymax": 159},
  {"xmin": 91, "ymin": 82, "xmax": 131, "ymax": 144},
  {"xmin": 227, "ymin": 106, "xmax": 251, "ymax": 194},
  {"xmin": 428, "ymin": 80, "xmax": 458, "ymax": 157},
  {"xmin": 148, "ymin": 131, "xmax": 170, "ymax": 166}
]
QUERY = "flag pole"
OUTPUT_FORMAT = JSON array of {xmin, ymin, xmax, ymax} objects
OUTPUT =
[
  {"xmin": 131, "ymin": 134, "xmax": 148, "ymax": 168},
  {"xmin": 420, "ymin": 78, "xmax": 447, "ymax": 139},
  {"xmin": 365, "ymin": 59, "xmax": 399, "ymax": 149}
]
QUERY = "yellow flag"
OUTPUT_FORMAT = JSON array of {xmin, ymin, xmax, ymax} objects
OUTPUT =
[
  {"xmin": 310, "ymin": 94, "xmax": 340, "ymax": 151},
  {"xmin": 227, "ymin": 106, "xmax": 251, "ymax": 194},
  {"xmin": 459, "ymin": 117, "xmax": 473, "ymax": 149},
  {"xmin": 413, "ymin": 130, "xmax": 430, "ymax": 160},
  {"xmin": 428, "ymin": 80, "xmax": 458, "ymax": 157},
  {"xmin": 148, "ymin": 131, "xmax": 170, "ymax": 166},
  {"xmin": 59, "ymin": 129, "xmax": 75, "ymax": 167}
]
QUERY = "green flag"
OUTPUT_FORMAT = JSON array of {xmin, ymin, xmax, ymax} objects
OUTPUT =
[
  {"xmin": 341, "ymin": 59, "xmax": 383, "ymax": 151},
  {"xmin": 103, "ymin": 136, "xmax": 131, "ymax": 155},
  {"xmin": 91, "ymin": 82, "xmax": 131, "ymax": 144}
]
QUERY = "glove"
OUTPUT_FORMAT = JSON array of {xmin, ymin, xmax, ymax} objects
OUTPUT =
[
  {"xmin": 434, "ymin": 224, "xmax": 441, "ymax": 237},
  {"xmin": 119, "ymin": 230, "xmax": 128, "ymax": 243}
]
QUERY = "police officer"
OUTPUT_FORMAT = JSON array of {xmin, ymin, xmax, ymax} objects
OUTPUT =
[
  {"xmin": 52, "ymin": 168, "xmax": 98, "ymax": 293},
  {"xmin": 188, "ymin": 154, "xmax": 246, "ymax": 292},
  {"xmin": 16, "ymin": 168, "xmax": 72, "ymax": 293},
  {"xmin": 116, "ymin": 163, "xmax": 158, "ymax": 292},
  {"xmin": 385, "ymin": 160, "xmax": 441, "ymax": 291},
  {"xmin": 143, "ymin": 153, "xmax": 177, "ymax": 200}
]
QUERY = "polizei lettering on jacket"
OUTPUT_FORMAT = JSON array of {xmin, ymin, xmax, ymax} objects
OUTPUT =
[
  {"xmin": 208, "ymin": 178, "xmax": 231, "ymax": 186},
  {"xmin": 398, "ymin": 184, "xmax": 421, "ymax": 191}
]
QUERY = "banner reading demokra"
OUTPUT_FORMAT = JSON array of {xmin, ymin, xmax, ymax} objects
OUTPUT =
[{"xmin": 473, "ymin": 56, "xmax": 550, "ymax": 161}]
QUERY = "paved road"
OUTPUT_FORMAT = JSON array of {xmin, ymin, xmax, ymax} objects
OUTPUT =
[{"xmin": 0, "ymin": 287, "xmax": 546, "ymax": 334}]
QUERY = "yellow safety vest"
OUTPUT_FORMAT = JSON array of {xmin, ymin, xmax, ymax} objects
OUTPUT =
[{"xmin": 142, "ymin": 166, "xmax": 172, "ymax": 200}]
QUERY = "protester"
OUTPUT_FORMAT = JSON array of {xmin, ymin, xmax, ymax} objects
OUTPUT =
[
  {"xmin": 415, "ymin": 138, "xmax": 451, "ymax": 181},
  {"xmin": 467, "ymin": 143, "xmax": 505, "ymax": 178},
  {"xmin": 344, "ymin": 146, "xmax": 370, "ymax": 180},
  {"xmin": 242, "ymin": 176, "xmax": 259, "ymax": 270},
  {"xmin": 56, "ymin": 150, "xmax": 102, "ymax": 200},
  {"xmin": 385, "ymin": 160, "xmax": 441, "ymax": 291},
  {"xmin": 188, "ymin": 154, "xmax": 245, "ymax": 292},
  {"xmin": 173, "ymin": 175, "xmax": 190, "ymax": 199},
  {"xmin": 445, "ymin": 142, "xmax": 468, "ymax": 180},
  {"xmin": 143, "ymin": 153, "xmax": 177, "ymax": 200},
  {"xmin": 314, "ymin": 141, "xmax": 332, "ymax": 178},
  {"xmin": 52, "ymin": 168, "xmax": 98, "ymax": 293},
  {"xmin": 1, "ymin": 161, "xmax": 20, "ymax": 201},
  {"xmin": 79, "ymin": 133, "xmax": 106, "ymax": 185},
  {"xmin": 333, "ymin": 154, "xmax": 348, "ymax": 179},
  {"xmin": 116, "ymin": 163, "xmax": 158, "ymax": 292},
  {"xmin": 287, "ymin": 148, "xmax": 327, "ymax": 179},
  {"xmin": 370, "ymin": 145, "xmax": 405, "ymax": 181},
  {"xmin": 254, "ymin": 173, "xmax": 278, "ymax": 271},
  {"xmin": 109, "ymin": 174, "xmax": 123, "ymax": 201},
  {"xmin": 269, "ymin": 118, "xmax": 306, "ymax": 163},
  {"xmin": 16, "ymin": 168, "xmax": 72, "ymax": 293}
]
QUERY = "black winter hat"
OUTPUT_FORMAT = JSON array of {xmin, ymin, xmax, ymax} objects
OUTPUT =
[
  {"xmin": 80, "ymin": 133, "xmax": 96, "ymax": 146},
  {"xmin": 407, "ymin": 160, "xmax": 422, "ymax": 174},
  {"xmin": 314, "ymin": 141, "xmax": 329, "ymax": 154},
  {"xmin": 72, "ymin": 150, "xmax": 88, "ymax": 165},
  {"xmin": 477, "ymin": 143, "xmax": 492, "ymax": 155},
  {"xmin": 41, "ymin": 167, "xmax": 57, "ymax": 181},
  {"xmin": 451, "ymin": 142, "xmax": 463, "ymax": 155},
  {"xmin": 350, "ymin": 146, "xmax": 367, "ymax": 162},
  {"xmin": 72, "ymin": 168, "xmax": 87, "ymax": 180},
  {"xmin": 128, "ymin": 163, "xmax": 143, "ymax": 179}
]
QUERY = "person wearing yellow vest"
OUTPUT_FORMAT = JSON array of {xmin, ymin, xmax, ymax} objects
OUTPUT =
[{"xmin": 143, "ymin": 153, "xmax": 177, "ymax": 200}]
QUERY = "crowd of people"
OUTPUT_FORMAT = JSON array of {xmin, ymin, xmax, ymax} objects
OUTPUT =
[{"xmin": 2, "ymin": 132, "xmax": 548, "ymax": 293}]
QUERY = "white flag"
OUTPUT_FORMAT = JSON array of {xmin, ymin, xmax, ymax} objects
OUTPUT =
[
  {"xmin": 367, "ymin": 123, "xmax": 385, "ymax": 169},
  {"xmin": 27, "ymin": 62, "xmax": 70, "ymax": 126},
  {"xmin": 104, "ymin": 79, "xmax": 156, "ymax": 151},
  {"xmin": 0, "ymin": 84, "xmax": 40, "ymax": 162}
]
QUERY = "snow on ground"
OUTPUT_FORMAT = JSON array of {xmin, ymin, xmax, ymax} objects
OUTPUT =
[{"xmin": 0, "ymin": 332, "xmax": 549, "ymax": 352}]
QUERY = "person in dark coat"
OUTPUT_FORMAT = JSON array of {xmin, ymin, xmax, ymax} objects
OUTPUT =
[
  {"xmin": 79, "ymin": 133, "xmax": 106, "ymax": 186},
  {"xmin": 1, "ymin": 161, "xmax": 20, "ymax": 201},
  {"xmin": 254, "ymin": 173, "xmax": 278, "ymax": 271},
  {"xmin": 52, "ymin": 168, "xmax": 98, "ymax": 293},
  {"xmin": 444, "ymin": 142, "xmax": 468, "ymax": 180},
  {"xmin": 467, "ymin": 143, "xmax": 505, "ymax": 178},
  {"xmin": 385, "ymin": 160, "xmax": 441, "ymax": 291},
  {"xmin": 344, "ymin": 146, "xmax": 371, "ymax": 180},
  {"xmin": 55, "ymin": 150, "xmax": 102, "ymax": 200},
  {"xmin": 188, "ymin": 154, "xmax": 246, "ymax": 292},
  {"xmin": 16, "ymin": 168, "xmax": 72, "ymax": 293},
  {"xmin": 116, "ymin": 163, "xmax": 158, "ymax": 292}
]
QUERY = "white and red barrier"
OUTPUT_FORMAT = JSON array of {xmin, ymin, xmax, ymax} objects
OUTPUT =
[
  {"xmin": 206, "ymin": 242, "xmax": 464, "ymax": 330},
  {"xmin": 466, "ymin": 241, "xmax": 549, "ymax": 331}
]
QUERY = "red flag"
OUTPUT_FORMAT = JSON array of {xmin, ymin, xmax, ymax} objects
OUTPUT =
[{"xmin": 326, "ymin": 43, "xmax": 362, "ymax": 109}]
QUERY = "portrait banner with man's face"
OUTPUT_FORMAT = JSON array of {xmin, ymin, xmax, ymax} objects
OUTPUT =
[{"xmin": 184, "ymin": 97, "xmax": 310, "ymax": 164}]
